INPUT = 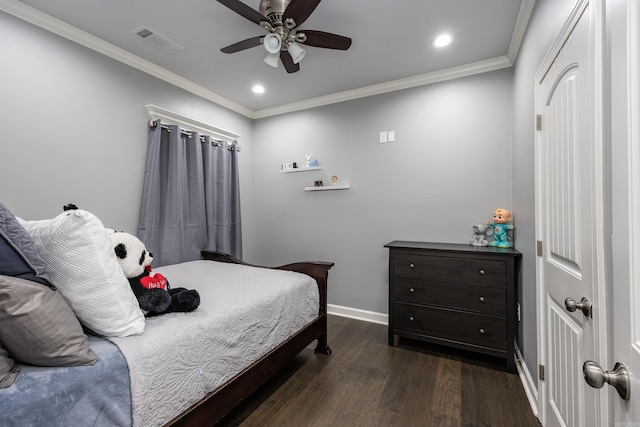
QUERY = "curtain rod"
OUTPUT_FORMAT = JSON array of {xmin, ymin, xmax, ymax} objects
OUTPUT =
[{"xmin": 148, "ymin": 120, "xmax": 241, "ymax": 151}]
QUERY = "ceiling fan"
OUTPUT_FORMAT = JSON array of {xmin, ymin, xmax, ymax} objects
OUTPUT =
[{"xmin": 217, "ymin": 0, "xmax": 352, "ymax": 73}]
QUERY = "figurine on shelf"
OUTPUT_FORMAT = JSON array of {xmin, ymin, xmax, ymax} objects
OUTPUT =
[
  {"xmin": 306, "ymin": 154, "xmax": 319, "ymax": 167},
  {"xmin": 331, "ymin": 175, "xmax": 338, "ymax": 186},
  {"xmin": 486, "ymin": 208, "xmax": 514, "ymax": 248},
  {"xmin": 469, "ymin": 223, "xmax": 494, "ymax": 247}
]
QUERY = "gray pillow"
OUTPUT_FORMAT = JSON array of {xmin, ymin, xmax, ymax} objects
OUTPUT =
[
  {"xmin": 0, "ymin": 275, "xmax": 97, "ymax": 367},
  {"xmin": 0, "ymin": 202, "xmax": 54, "ymax": 289},
  {"xmin": 0, "ymin": 342, "xmax": 19, "ymax": 389}
]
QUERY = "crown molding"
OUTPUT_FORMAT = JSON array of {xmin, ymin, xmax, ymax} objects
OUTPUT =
[
  {"xmin": 508, "ymin": 0, "xmax": 536, "ymax": 63},
  {"xmin": 253, "ymin": 56, "xmax": 513, "ymax": 119},
  {"xmin": 0, "ymin": 0, "xmax": 253, "ymax": 118},
  {"xmin": 1, "ymin": 0, "xmax": 531, "ymax": 120}
]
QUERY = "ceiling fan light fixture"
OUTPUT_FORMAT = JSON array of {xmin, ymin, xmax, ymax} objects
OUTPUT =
[
  {"xmin": 264, "ymin": 53, "xmax": 279, "ymax": 68},
  {"xmin": 218, "ymin": 0, "xmax": 352, "ymax": 74},
  {"xmin": 288, "ymin": 42, "xmax": 306, "ymax": 64},
  {"xmin": 264, "ymin": 33, "xmax": 282, "ymax": 54}
]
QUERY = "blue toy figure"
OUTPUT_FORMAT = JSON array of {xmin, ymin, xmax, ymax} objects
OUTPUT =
[
  {"xmin": 306, "ymin": 154, "xmax": 319, "ymax": 167},
  {"xmin": 486, "ymin": 208, "xmax": 514, "ymax": 248}
]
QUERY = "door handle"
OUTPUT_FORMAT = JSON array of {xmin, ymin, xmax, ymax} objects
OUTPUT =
[
  {"xmin": 565, "ymin": 297, "xmax": 592, "ymax": 317},
  {"xmin": 583, "ymin": 361, "xmax": 630, "ymax": 401}
]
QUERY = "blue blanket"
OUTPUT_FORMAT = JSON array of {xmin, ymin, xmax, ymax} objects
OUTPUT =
[{"xmin": 0, "ymin": 335, "xmax": 131, "ymax": 427}]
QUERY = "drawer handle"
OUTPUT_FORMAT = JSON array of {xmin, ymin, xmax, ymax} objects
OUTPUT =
[
  {"xmin": 409, "ymin": 263, "xmax": 415, "ymax": 269},
  {"xmin": 479, "ymin": 269, "xmax": 486, "ymax": 276},
  {"xmin": 409, "ymin": 316, "xmax": 415, "ymax": 322},
  {"xmin": 409, "ymin": 287, "xmax": 415, "ymax": 294},
  {"xmin": 479, "ymin": 296, "xmax": 485, "ymax": 303},
  {"xmin": 479, "ymin": 328, "xmax": 486, "ymax": 335}
]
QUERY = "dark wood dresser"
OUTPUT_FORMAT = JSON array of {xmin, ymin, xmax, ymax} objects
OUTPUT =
[{"xmin": 385, "ymin": 241, "xmax": 521, "ymax": 373}]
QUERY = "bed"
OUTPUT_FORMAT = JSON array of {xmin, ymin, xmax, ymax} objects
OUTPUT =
[
  {"xmin": 0, "ymin": 252, "xmax": 333, "ymax": 427},
  {"xmin": 0, "ymin": 205, "xmax": 333, "ymax": 427},
  {"xmin": 145, "ymin": 251, "xmax": 334, "ymax": 427}
]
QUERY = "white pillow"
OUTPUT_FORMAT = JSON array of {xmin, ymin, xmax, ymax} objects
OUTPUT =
[{"xmin": 19, "ymin": 210, "xmax": 145, "ymax": 337}]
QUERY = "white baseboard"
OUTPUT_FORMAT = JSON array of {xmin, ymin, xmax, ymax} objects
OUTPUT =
[
  {"xmin": 514, "ymin": 343, "xmax": 539, "ymax": 419},
  {"xmin": 327, "ymin": 304, "xmax": 388, "ymax": 325}
]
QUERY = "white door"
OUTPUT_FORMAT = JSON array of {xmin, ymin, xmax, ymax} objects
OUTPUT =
[
  {"xmin": 611, "ymin": 0, "xmax": 640, "ymax": 423},
  {"xmin": 535, "ymin": 0, "xmax": 606, "ymax": 425}
]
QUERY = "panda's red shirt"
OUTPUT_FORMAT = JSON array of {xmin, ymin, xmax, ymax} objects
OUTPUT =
[{"xmin": 140, "ymin": 272, "xmax": 168, "ymax": 291}]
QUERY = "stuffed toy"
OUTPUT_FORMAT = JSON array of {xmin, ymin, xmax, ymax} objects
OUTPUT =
[
  {"xmin": 469, "ymin": 223, "xmax": 494, "ymax": 247},
  {"xmin": 486, "ymin": 208, "xmax": 515, "ymax": 248},
  {"xmin": 109, "ymin": 231, "xmax": 200, "ymax": 316}
]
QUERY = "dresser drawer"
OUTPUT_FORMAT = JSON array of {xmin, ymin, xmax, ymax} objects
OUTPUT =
[
  {"xmin": 393, "ymin": 302, "xmax": 506, "ymax": 351},
  {"xmin": 393, "ymin": 278, "xmax": 506, "ymax": 315},
  {"xmin": 393, "ymin": 253, "xmax": 506, "ymax": 287}
]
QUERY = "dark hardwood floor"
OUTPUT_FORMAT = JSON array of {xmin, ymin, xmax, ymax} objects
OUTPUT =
[{"xmin": 217, "ymin": 315, "xmax": 540, "ymax": 427}]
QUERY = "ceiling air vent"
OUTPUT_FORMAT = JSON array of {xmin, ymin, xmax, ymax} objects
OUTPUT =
[{"xmin": 131, "ymin": 26, "xmax": 183, "ymax": 54}]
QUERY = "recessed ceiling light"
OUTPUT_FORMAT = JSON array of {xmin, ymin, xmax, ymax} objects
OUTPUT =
[
  {"xmin": 252, "ymin": 85, "xmax": 265, "ymax": 94},
  {"xmin": 433, "ymin": 34, "xmax": 453, "ymax": 48}
]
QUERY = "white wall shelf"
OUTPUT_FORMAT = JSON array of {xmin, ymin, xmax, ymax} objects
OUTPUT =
[
  {"xmin": 304, "ymin": 184, "xmax": 351, "ymax": 192},
  {"xmin": 280, "ymin": 166, "xmax": 322, "ymax": 173}
]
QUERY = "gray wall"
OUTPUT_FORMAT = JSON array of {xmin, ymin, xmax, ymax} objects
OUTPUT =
[
  {"xmin": 250, "ymin": 69, "xmax": 514, "ymax": 315},
  {"xmin": 512, "ymin": 0, "xmax": 577, "ymax": 385},
  {"xmin": 0, "ymin": 11, "xmax": 255, "ymax": 252},
  {"xmin": 1, "ymin": 0, "xmax": 580, "ymax": 398}
]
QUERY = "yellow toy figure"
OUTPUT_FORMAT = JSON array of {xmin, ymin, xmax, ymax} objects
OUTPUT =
[{"xmin": 486, "ymin": 208, "xmax": 514, "ymax": 248}]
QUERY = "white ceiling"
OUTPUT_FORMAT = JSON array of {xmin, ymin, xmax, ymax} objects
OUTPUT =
[{"xmin": 3, "ymin": 0, "xmax": 534, "ymax": 118}]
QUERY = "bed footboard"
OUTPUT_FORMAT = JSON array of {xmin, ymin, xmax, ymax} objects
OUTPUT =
[{"xmin": 165, "ymin": 251, "xmax": 334, "ymax": 427}]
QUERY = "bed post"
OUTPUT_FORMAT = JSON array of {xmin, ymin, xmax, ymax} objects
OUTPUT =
[{"xmin": 278, "ymin": 261, "xmax": 333, "ymax": 355}]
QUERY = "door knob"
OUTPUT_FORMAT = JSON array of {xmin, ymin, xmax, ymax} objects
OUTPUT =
[
  {"xmin": 583, "ymin": 361, "xmax": 630, "ymax": 401},
  {"xmin": 565, "ymin": 297, "xmax": 592, "ymax": 317}
]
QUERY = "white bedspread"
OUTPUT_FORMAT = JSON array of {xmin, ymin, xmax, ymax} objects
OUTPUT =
[{"xmin": 108, "ymin": 260, "xmax": 320, "ymax": 427}]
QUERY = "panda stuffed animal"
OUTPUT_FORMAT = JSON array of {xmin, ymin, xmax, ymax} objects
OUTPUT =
[{"xmin": 109, "ymin": 231, "xmax": 200, "ymax": 316}]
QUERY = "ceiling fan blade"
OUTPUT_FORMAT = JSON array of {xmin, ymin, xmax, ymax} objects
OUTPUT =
[
  {"xmin": 280, "ymin": 51, "xmax": 300, "ymax": 73},
  {"xmin": 300, "ymin": 30, "xmax": 352, "ymax": 50},
  {"xmin": 284, "ymin": 0, "xmax": 322, "ymax": 27},
  {"xmin": 217, "ymin": 0, "xmax": 265, "ymax": 25},
  {"xmin": 221, "ymin": 36, "xmax": 263, "ymax": 53}
]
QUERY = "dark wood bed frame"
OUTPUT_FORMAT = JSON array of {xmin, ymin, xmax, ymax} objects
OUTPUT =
[{"xmin": 165, "ymin": 251, "xmax": 334, "ymax": 427}]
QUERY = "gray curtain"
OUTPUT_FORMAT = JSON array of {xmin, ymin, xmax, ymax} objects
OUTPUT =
[{"xmin": 137, "ymin": 121, "xmax": 242, "ymax": 266}]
